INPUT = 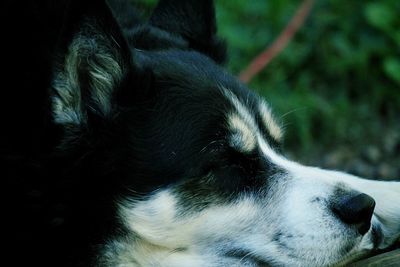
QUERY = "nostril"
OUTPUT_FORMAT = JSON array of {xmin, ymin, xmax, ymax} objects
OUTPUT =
[{"xmin": 332, "ymin": 193, "xmax": 375, "ymax": 235}]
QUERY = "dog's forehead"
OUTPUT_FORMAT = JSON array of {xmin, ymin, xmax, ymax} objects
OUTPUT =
[{"xmin": 144, "ymin": 50, "xmax": 282, "ymax": 141}]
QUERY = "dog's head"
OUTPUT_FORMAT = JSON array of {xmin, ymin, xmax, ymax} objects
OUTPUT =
[{"xmin": 52, "ymin": 0, "xmax": 400, "ymax": 266}]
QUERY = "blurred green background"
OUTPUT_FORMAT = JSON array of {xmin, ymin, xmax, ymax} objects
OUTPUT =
[{"xmin": 135, "ymin": 0, "xmax": 400, "ymax": 179}]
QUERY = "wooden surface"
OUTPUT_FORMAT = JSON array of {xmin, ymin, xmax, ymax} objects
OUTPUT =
[{"xmin": 349, "ymin": 249, "xmax": 400, "ymax": 267}]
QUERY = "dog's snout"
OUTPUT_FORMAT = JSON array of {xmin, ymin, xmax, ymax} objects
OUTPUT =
[{"xmin": 332, "ymin": 193, "xmax": 375, "ymax": 235}]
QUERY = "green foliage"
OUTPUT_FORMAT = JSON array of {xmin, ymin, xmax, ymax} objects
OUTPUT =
[
  {"xmin": 134, "ymin": 0, "xmax": 400, "ymax": 159},
  {"xmin": 216, "ymin": 0, "xmax": 400, "ymax": 156}
]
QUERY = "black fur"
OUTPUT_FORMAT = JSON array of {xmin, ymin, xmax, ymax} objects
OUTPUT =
[{"xmin": 3, "ymin": 1, "xmax": 280, "ymax": 266}]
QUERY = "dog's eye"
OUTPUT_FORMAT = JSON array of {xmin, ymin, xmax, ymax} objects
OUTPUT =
[
  {"xmin": 198, "ymin": 141, "xmax": 264, "ymax": 192},
  {"xmin": 211, "ymin": 164, "xmax": 249, "ymax": 193},
  {"xmin": 209, "ymin": 153, "xmax": 264, "ymax": 193}
]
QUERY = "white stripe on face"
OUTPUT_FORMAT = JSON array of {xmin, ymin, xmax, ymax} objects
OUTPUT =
[{"xmin": 258, "ymin": 99, "xmax": 283, "ymax": 142}]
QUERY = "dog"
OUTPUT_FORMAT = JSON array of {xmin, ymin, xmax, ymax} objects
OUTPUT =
[{"xmin": 3, "ymin": 0, "xmax": 399, "ymax": 266}]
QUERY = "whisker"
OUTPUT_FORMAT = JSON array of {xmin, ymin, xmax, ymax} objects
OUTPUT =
[
  {"xmin": 280, "ymin": 107, "xmax": 307, "ymax": 119},
  {"xmin": 199, "ymin": 140, "xmax": 219, "ymax": 153}
]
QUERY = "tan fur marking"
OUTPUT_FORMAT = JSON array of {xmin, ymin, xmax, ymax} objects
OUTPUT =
[
  {"xmin": 258, "ymin": 99, "xmax": 283, "ymax": 141},
  {"xmin": 220, "ymin": 88, "xmax": 258, "ymax": 152},
  {"xmin": 228, "ymin": 113, "xmax": 256, "ymax": 152}
]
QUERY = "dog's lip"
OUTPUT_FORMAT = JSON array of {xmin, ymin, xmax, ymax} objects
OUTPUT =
[{"xmin": 370, "ymin": 223, "xmax": 383, "ymax": 249}]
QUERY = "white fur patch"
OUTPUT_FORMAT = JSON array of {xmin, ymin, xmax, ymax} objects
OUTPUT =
[{"xmin": 102, "ymin": 191, "xmax": 264, "ymax": 267}]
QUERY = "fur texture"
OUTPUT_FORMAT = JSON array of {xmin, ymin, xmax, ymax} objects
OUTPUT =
[{"xmin": 3, "ymin": 0, "xmax": 399, "ymax": 266}]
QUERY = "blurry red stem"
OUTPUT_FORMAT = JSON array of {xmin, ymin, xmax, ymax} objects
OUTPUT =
[{"xmin": 239, "ymin": 0, "xmax": 315, "ymax": 83}]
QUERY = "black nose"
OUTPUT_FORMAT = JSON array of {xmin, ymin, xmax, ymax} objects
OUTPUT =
[{"xmin": 331, "ymin": 193, "xmax": 375, "ymax": 235}]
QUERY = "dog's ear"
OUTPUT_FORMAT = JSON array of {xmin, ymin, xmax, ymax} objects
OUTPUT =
[
  {"xmin": 52, "ymin": 0, "xmax": 136, "ymax": 127},
  {"xmin": 149, "ymin": 0, "xmax": 226, "ymax": 63}
]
